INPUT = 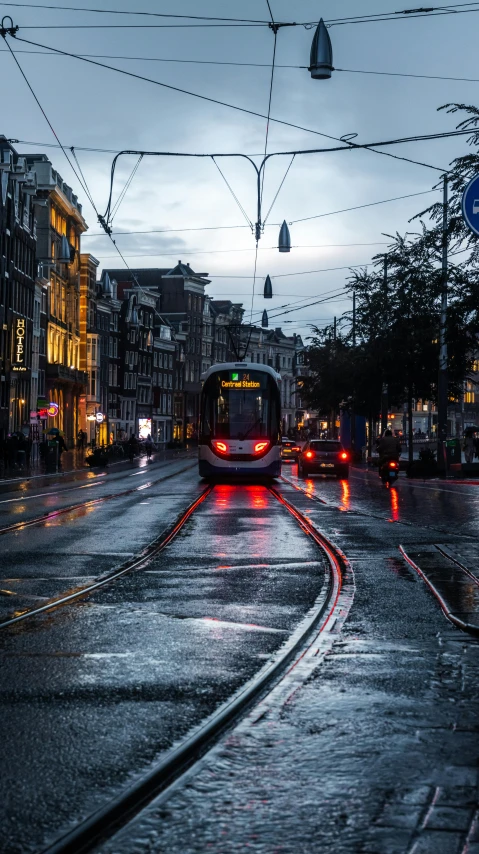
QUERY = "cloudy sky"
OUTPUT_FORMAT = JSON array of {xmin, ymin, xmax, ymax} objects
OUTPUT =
[{"xmin": 1, "ymin": 0, "xmax": 478, "ymax": 339}]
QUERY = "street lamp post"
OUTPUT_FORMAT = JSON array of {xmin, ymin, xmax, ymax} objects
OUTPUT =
[{"xmin": 437, "ymin": 174, "xmax": 449, "ymax": 474}]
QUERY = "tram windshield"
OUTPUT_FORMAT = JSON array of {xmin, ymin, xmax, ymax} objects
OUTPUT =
[{"xmin": 200, "ymin": 370, "xmax": 280, "ymax": 441}]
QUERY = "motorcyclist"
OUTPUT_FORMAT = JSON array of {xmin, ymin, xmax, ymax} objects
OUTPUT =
[{"xmin": 377, "ymin": 429, "xmax": 401, "ymax": 468}]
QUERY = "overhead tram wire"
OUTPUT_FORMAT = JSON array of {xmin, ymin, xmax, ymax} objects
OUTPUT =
[
  {"xmin": 3, "ymin": 49, "xmax": 479, "ymax": 86},
  {"xmin": 0, "ymin": 36, "xmax": 99, "ymax": 216},
  {"xmin": 7, "ymin": 32, "xmax": 457, "ymax": 174},
  {"xmin": 91, "ymin": 241, "xmax": 389, "ymax": 258},
  {"xmin": 0, "ymin": 27, "xmax": 172, "ymax": 311},
  {"xmin": 79, "ymin": 188, "xmax": 438, "ymax": 238},
  {"xmin": 3, "ymin": 1, "xmax": 479, "ymax": 25}
]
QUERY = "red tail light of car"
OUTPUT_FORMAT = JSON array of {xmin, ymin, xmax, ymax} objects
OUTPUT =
[
  {"xmin": 254, "ymin": 441, "xmax": 270, "ymax": 454},
  {"xmin": 305, "ymin": 451, "xmax": 315, "ymax": 459},
  {"xmin": 292, "ymin": 446, "xmax": 300, "ymax": 452},
  {"xmin": 213, "ymin": 441, "xmax": 228, "ymax": 454},
  {"xmin": 339, "ymin": 451, "xmax": 349, "ymax": 461}
]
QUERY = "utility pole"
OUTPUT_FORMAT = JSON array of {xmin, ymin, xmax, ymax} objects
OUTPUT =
[
  {"xmin": 380, "ymin": 255, "xmax": 389, "ymax": 436},
  {"xmin": 437, "ymin": 174, "xmax": 449, "ymax": 475}
]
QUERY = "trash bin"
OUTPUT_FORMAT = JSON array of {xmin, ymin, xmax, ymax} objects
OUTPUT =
[{"xmin": 446, "ymin": 438, "xmax": 461, "ymax": 466}]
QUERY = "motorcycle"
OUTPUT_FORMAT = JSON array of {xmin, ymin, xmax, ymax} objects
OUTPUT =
[{"xmin": 379, "ymin": 457, "xmax": 399, "ymax": 486}]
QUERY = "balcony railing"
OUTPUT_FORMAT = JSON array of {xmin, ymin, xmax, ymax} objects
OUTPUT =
[{"xmin": 46, "ymin": 363, "xmax": 88, "ymax": 385}]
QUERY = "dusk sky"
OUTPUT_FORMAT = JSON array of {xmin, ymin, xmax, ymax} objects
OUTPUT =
[{"xmin": 1, "ymin": 0, "xmax": 478, "ymax": 339}]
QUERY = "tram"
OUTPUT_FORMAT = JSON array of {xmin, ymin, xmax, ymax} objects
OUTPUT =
[{"xmin": 198, "ymin": 362, "xmax": 282, "ymax": 479}]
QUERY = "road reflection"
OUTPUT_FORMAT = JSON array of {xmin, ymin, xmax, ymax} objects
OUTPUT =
[{"xmin": 390, "ymin": 487, "xmax": 400, "ymax": 522}]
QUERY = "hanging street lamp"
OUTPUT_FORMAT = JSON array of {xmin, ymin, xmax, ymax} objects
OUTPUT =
[
  {"xmin": 278, "ymin": 220, "xmax": 291, "ymax": 253},
  {"xmin": 261, "ymin": 310, "xmax": 269, "ymax": 328},
  {"xmin": 263, "ymin": 274, "xmax": 273, "ymax": 298},
  {"xmin": 309, "ymin": 19, "xmax": 333, "ymax": 80}
]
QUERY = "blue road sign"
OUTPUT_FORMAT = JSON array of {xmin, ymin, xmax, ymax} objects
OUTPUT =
[{"xmin": 462, "ymin": 174, "xmax": 479, "ymax": 237}]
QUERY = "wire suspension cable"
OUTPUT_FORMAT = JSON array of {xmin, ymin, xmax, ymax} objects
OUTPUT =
[
  {"xmin": 0, "ymin": 35, "xmax": 97, "ymax": 210},
  {"xmin": 110, "ymin": 154, "xmax": 143, "ymax": 222},
  {"xmin": 211, "ymin": 157, "xmax": 253, "ymax": 229},
  {"xmin": 10, "ymin": 33, "xmax": 450, "ymax": 173},
  {"xmin": 260, "ymin": 27, "xmax": 277, "ymax": 211},
  {"xmin": 263, "ymin": 154, "xmax": 295, "ymax": 225},
  {"xmin": 250, "ymin": 242, "xmax": 260, "ymax": 324}
]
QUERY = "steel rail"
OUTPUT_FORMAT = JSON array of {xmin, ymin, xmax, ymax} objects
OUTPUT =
[
  {"xmin": 0, "ymin": 484, "xmax": 212, "ymax": 629},
  {"xmin": 0, "ymin": 462, "xmax": 196, "ymax": 537},
  {"xmin": 399, "ymin": 544, "xmax": 479, "ymax": 637},
  {"xmin": 38, "ymin": 487, "xmax": 351, "ymax": 854}
]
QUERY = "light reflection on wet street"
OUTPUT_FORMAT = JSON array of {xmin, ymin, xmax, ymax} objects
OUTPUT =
[{"xmin": 1, "ymin": 461, "xmax": 479, "ymax": 854}]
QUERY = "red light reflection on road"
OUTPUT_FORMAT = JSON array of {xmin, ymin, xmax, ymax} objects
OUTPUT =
[
  {"xmin": 340, "ymin": 480, "xmax": 350, "ymax": 512},
  {"xmin": 304, "ymin": 479, "xmax": 315, "ymax": 499},
  {"xmin": 214, "ymin": 484, "xmax": 235, "ymax": 508},
  {"xmin": 390, "ymin": 487, "xmax": 400, "ymax": 522}
]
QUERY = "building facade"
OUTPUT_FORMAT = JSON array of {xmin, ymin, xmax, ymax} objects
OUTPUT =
[{"xmin": 26, "ymin": 154, "xmax": 88, "ymax": 445}]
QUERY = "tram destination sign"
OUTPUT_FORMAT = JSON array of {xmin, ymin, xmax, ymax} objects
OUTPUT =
[{"xmin": 221, "ymin": 372, "xmax": 261, "ymax": 390}]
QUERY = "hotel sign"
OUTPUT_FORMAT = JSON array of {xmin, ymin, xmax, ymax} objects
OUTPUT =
[{"xmin": 12, "ymin": 318, "xmax": 27, "ymax": 371}]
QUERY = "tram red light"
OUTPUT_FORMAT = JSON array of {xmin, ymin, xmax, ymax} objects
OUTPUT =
[
  {"xmin": 254, "ymin": 441, "xmax": 270, "ymax": 454},
  {"xmin": 213, "ymin": 441, "xmax": 228, "ymax": 454}
]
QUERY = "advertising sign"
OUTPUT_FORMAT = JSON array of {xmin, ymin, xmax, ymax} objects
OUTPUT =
[
  {"xmin": 12, "ymin": 317, "xmax": 27, "ymax": 371},
  {"xmin": 138, "ymin": 418, "xmax": 152, "ymax": 439}
]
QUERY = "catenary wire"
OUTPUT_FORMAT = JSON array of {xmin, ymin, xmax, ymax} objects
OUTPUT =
[
  {"xmin": 109, "ymin": 154, "xmax": 143, "ymax": 223},
  {"xmin": 0, "ymin": 36, "xmax": 99, "ymax": 214},
  {"xmin": 4, "ymin": 1, "xmax": 479, "ymax": 26},
  {"xmin": 2, "ymin": 49, "xmax": 479, "ymax": 85},
  {"xmin": 79, "ymin": 188, "xmax": 440, "ymax": 237},
  {"xmin": 210, "ymin": 157, "xmax": 253, "ymax": 229},
  {"xmin": 0, "ymin": 35, "xmax": 172, "ymax": 327},
  {"xmin": 9, "ymin": 34, "xmax": 455, "ymax": 173},
  {"xmin": 91, "ymin": 242, "xmax": 389, "ymax": 257}
]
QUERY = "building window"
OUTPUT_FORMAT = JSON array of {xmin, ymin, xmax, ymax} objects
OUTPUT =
[{"xmin": 90, "ymin": 369, "xmax": 96, "ymax": 396}]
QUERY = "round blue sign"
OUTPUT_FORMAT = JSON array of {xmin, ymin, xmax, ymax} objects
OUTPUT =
[{"xmin": 462, "ymin": 174, "xmax": 479, "ymax": 237}]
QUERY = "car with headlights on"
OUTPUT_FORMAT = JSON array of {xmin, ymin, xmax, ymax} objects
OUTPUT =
[
  {"xmin": 298, "ymin": 440, "xmax": 350, "ymax": 479},
  {"xmin": 281, "ymin": 437, "xmax": 301, "ymax": 463}
]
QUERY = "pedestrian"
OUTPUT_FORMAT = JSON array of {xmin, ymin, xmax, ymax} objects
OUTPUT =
[
  {"xmin": 77, "ymin": 429, "xmax": 84, "ymax": 450},
  {"xmin": 463, "ymin": 431, "xmax": 475, "ymax": 464}
]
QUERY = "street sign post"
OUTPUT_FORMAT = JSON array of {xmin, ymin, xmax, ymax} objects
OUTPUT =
[{"xmin": 461, "ymin": 174, "xmax": 479, "ymax": 236}]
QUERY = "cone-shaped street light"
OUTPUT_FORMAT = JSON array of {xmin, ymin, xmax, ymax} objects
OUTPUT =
[
  {"xmin": 263, "ymin": 274, "xmax": 273, "ymax": 298},
  {"xmin": 309, "ymin": 19, "xmax": 333, "ymax": 80},
  {"xmin": 278, "ymin": 220, "xmax": 291, "ymax": 253},
  {"xmin": 58, "ymin": 234, "xmax": 72, "ymax": 263},
  {"xmin": 261, "ymin": 310, "xmax": 269, "ymax": 328}
]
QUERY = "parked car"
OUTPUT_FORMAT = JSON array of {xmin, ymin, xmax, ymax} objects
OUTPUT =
[
  {"xmin": 281, "ymin": 437, "xmax": 301, "ymax": 463},
  {"xmin": 298, "ymin": 440, "xmax": 350, "ymax": 479}
]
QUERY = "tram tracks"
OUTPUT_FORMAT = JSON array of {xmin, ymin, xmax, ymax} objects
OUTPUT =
[
  {"xmin": 11, "ymin": 483, "xmax": 354, "ymax": 854},
  {"xmin": 0, "ymin": 462, "xmax": 196, "ymax": 538},
  {"xmin": 0, "ymin": 483, "xmax": 211, "ymax": 630}
]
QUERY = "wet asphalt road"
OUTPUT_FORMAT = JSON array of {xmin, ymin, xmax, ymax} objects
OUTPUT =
[
  {"xmin": 1, "ymin": 463, "xmax": 479, "ymax": 853},
  {"xmin": 0, "ymin": 467, "xmax": 328, "ymax": 853}
]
